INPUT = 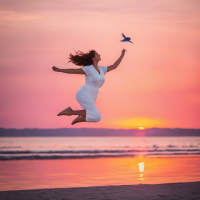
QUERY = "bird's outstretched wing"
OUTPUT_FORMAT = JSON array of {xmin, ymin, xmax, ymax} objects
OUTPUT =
[
  {"xmin": 122, "ymin": 33, "xmax": 126, "ymax": 39},
  {"xmin": 129, "ymin": 41, "xmax": 133, "ymax": 43}
]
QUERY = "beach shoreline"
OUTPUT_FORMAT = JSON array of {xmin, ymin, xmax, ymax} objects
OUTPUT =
[{"xmin": 1, "ymin": 181, "xmax": 200, "ymax": 200}]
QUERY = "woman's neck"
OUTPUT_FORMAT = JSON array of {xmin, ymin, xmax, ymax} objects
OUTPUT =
[{"xmin": 92, "ymin": 61, "xmax": 99, "ymax": 68}]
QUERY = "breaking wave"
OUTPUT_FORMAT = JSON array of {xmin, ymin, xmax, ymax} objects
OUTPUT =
[{"xmin": 1, "ymin": 148, "xmax": 200, "ymax": 160}]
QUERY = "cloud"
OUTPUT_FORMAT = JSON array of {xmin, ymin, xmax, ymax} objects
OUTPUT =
[
  {"xmin": 0, "ymin": 0, "xmax": 113, "ymax": 13},
  {"xmin": 0, "ymin": 0, "xmax": 199, "ymax": 17},
  {"xmin": 0, "ymin": 10, "xmax": 42, "ymax": 21}
]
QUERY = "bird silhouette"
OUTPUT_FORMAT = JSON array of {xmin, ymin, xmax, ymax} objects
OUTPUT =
[{"xmin": 121, "ymin": 33, "xmax": 133, "ymax": 43}]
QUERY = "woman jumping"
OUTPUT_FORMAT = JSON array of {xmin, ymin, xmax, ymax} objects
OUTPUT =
[{"xmin": 52, "ymin": 49, "xmax": 126, "ymax": 125}]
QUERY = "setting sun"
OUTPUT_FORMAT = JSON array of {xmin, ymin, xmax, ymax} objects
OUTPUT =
[{"xmin": 138, "ymin": 127, "xmax": 145, "ymax": 130}]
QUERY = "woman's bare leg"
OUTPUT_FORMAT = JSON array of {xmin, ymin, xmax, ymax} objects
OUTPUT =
[
  {"xmin": 70, "ymin": 110, "xmax": 86, "ymax": 117},
  {"xmin": 71, "ymin": 115, "xmax": 86, "ymax": 125},
  {"xmin": 57, "ymin": 107, "xmax": 86, "ymax": 117}
]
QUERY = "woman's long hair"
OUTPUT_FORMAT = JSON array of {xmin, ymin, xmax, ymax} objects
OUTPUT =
[{"xmin": 68, "ymin": 50, "xmax": 96, "ymax": 66}]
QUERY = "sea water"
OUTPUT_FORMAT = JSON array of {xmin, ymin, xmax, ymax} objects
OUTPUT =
[{"xmin": 0, "ymin": 136, "xmax": 200, "ymax": 160}]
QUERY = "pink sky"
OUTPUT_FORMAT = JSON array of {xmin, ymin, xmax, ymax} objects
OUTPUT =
[{"xmin": 0, "ymin": 0, "xmax": 199, "ymax": 129}]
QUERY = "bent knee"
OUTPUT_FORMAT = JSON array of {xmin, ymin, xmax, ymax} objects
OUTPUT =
[
  {"xmin": 95, "ymin": 113, "xmax": 101, "ymax": 122},
  {"xmin": 87, "ymin": 112, "xmax": 101, "ymax": 122}
]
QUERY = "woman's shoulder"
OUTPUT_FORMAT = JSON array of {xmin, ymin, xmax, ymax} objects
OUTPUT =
[
  {"xmin": 98, "ymin": 65, "xmax": 106, "ymax": 68},
  {"xmin": 99, "ymin": 65, "xmax": 107, "ymax": 75},
  {"xmin": 81, "ymin": 65, "xmax": 92, "ymax": 75}
]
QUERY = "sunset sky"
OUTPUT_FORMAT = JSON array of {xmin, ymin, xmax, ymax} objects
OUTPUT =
[{"xmin": 0, "ymin": 0, "xmax": 199, "ymax": 129}]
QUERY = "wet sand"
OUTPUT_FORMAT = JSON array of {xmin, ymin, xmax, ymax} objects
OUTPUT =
[{"xmin": 0, "ymin": 181, "xmax": 200, "ymax": 200}]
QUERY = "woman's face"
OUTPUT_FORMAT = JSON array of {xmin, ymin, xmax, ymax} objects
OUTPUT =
[{"xmin": 93, "ymin": 51, "xmax": 101, "ymax": 62}]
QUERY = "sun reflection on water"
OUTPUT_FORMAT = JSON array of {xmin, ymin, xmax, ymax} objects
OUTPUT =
[
  {"xmin": 138, "ymin": 162, "xmax": 144, "ymax": 172},
  {"xmin": 138, "ymin": 162, "xmax": 144, "ymax": 181}
]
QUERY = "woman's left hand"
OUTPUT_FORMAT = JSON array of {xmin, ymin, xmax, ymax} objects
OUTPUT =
[{"xmin": 122, "ymin": 49, "xmax": 127, "ymax": 54}]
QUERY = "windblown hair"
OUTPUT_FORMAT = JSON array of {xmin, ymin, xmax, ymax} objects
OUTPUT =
[{"xmin": 68, "ymin": 50, "xmax": 96, "ymax": 66}]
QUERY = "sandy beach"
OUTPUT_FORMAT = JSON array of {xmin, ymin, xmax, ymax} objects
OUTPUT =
[{"xmin": 0, "ymin": 181, "xmax": 200, "ymax": 200}]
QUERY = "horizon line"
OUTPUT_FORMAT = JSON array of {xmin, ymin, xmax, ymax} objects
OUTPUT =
[{"xmin": 0, "ymin": 127, "xmax": 200, "ymax": 130}]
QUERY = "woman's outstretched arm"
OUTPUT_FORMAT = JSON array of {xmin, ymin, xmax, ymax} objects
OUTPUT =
[
  {"xmin": 52, "ymin": 66, "xmax": 85, "ymax": 74},
  {"xmin": 107, "ymin": 49, "xmax": 126, "ymax": 72}
]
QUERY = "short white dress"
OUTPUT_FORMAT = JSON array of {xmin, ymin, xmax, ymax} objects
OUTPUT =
[{"xmin": 76, "ymin": 65, "xmax": 107, "ymax": 122}]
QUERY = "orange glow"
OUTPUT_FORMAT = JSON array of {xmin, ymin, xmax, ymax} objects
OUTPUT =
[{"xmin": 112, "ymin": 117, "xmax": 168, "ymax": 129}]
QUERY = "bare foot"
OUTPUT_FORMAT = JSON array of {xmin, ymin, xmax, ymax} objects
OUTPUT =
[
  {"xmin": 71, "ymin": 115, "xmax": 86, "ymax": 125},
  {"xmin": 57, "ymin": 107, "xmax": 73, "ymax": 116}
]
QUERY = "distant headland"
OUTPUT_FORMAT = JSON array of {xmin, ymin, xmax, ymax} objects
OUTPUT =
[{"xmin": 0, "ymin": 127, "xmax": 200, "ymax": 137}]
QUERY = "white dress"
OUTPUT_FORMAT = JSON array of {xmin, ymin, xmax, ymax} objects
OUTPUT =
[{"xmin": 76, "ymin": 65, "xmax": 107, "ymax": 122}]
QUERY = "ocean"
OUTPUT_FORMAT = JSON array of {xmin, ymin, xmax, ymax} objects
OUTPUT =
[
  {"xmin": 1, "ymin": 136, "xmax": 200, "ymax": 191},
  {"xmin": 1, "ymin": 136, "xmax": 200, "ymax": 160}
]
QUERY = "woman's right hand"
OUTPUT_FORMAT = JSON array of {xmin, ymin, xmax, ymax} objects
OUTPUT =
[{"xmin": 52, "ymin": 66, "xmax": 59, "ymax": 72}]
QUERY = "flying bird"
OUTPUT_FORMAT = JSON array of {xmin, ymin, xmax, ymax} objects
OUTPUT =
[{"xmin": 121, "ymin": 33, "xmax": 133, "ymax": 43}]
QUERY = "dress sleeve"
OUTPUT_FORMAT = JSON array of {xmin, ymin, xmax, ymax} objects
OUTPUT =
[
  {"xmin": 81, "ymin": 65, "xmax": 91, "ymax": 76},
  {"xmin": 99, "ymin": 66, "xmax": 107, "ymax": 75}
]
